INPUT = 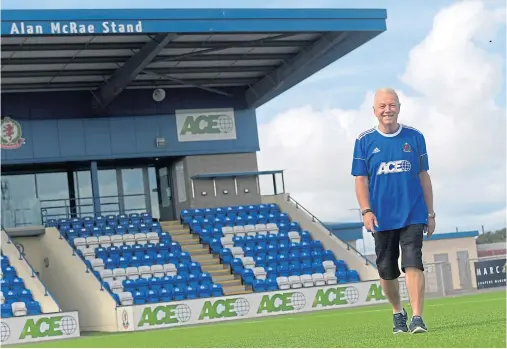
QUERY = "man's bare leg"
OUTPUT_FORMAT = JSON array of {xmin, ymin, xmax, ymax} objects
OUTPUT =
[
  {"xmin": 405, "ymin": 267, "xmax": 425, "ymax": 316},
  {"xmin": 380, "ymin": 278, "xmax": 403, "ymax": 313}
]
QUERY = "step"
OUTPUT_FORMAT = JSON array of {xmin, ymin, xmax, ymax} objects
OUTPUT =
[
  {"xmin": 209, "ymin": 273, "xmax": 235, "ymax": 281},
  {"xmin": 160, "ymin": 220, "xmax": 182, "ymax": 226},
  {"xmin": 224, "ymin": 289, "xmax": 252, "ymax": 296},
  {"xmin": 223, "ymin": 286, "xmax": 251, "ymax": 296},
  {"xmin": 167, "ymin": 226, "xmax": 190, "ymax": 236},
  {"xmin": 185, "ymin": 248, "xmax": 213, "ymax": 256},
  {"xmin": 172, "ymin": 238, "xmax": 200, "ymax": 245},
  {"xmin": 219, "ymin": 278, "xmax": 242, "ymax": 285},
  {"xmin": 207, "ymin": 268, "xmax": 232, "ymax": 276},
  {"xmin": 191, "ymin": 254, "xmax": 218, "ymax": 262},
  {"xmin": 171, "ymin": 234, "xmax": 198, "ymax": 241}
]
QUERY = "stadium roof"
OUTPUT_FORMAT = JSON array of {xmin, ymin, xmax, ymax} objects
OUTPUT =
[{"xmin": 1, "ymin": 8, "xmax": 387, "ymax": 110}]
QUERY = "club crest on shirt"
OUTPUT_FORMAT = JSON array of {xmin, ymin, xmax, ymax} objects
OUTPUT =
[{"xmin": 402, "ymin": 142, "xmax": 411, "ymax": 152}]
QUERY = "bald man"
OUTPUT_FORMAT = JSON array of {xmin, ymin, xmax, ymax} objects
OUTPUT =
[{"xmin": 351, "ymin": 88, "xmax": 435, "ymax": 334}]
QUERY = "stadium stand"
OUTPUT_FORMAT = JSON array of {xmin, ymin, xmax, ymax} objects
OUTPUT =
[
  {"xmin": 46, "ymin": 212, "xmax": 227, "ymax": 306},
  {"xmin": 182, "ymin": 203, "xmax": 360, "ymax": 292},
  {"xmin": 42, "ymin": 202, "xmax": 369, "ymax": 308},
  {"xmin": 1, "ymin": 230, "xmax": 60, "ymax": 317}
]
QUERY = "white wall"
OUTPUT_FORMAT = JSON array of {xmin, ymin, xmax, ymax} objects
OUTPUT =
[
  {"xmin": 13, "ymin": 228, "xmax": 119, "ymax": 332},
  {"xmin": 1, "ymin": 230, "xmax": 60, "ymax": 314},
  {"xmin": 422, "ymin": 237, "xmax": 479, "ymax": 289}
]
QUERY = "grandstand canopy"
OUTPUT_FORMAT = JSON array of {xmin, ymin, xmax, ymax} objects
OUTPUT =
[{"xmin": 1, "ymin": 8, "xmax": 387, "ymax": 109}]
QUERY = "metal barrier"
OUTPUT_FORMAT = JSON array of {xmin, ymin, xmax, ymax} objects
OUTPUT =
[{"xmin": 39, "ymin": 193, "xmax": 147, "ymax": 224}]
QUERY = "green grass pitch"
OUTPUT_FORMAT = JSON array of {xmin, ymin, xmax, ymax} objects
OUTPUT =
[{"xmin": 15, "ymin": 290, "xmax": 507, "ymax": 348}]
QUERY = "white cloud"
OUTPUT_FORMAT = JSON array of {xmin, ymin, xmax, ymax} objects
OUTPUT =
[{"xmin": 257, "ymin": 0, "xmax": 506, "ymax": 251}]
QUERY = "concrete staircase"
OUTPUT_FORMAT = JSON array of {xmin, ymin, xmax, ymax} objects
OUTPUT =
[{"xmin": 160, "ymin": 221, "xmax": 251, "ymax": 296}]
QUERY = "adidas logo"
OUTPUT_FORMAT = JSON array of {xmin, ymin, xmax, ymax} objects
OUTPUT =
[{"xmin": 373, "ymin": 147, "xmax": 380, "ymax": 154}]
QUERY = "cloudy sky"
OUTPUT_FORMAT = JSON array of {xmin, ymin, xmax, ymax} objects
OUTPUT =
[{"xmin": 3, "ymin": 0, "xmax": 506, "ymax": 253}]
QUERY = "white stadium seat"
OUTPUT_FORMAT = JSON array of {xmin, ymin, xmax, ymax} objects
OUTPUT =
[
  {"xmin": 113, "ymin": 268, "xmax": 127, "ymax": 281},
  {"xmin": 301, "ymin": 274, "xmax": 314, "ymax": 287},
  {"xmin": 276, "ymin": 276, "xmax": 291, "ymax": 290},
  {"xmin": 122, "ymin": 234, "xmax": 136, "ymax": 246},
  {"xmin": 118, "ymin": 292, "xmax": 133, "ymax": 306},
  {"xmin": 111, "ymin": 235, "xmax": 124, "ymax": 247},
  {"xmin": 86, "ymin": 236, "xmax": 99, "ymax": 249},
  {"xmin": 98, "ymin": 236, "xmax": 112, "ymax": 248},
  {"xmin": 146, "ymin": 232, "xmax": 159, "ymax": 244},
  {"xmin": 126, "ymin": 267, "xmax": 140, "ymax": 280},
  {"xmin": 324, "ymin": 272, "xmax": 338, "ymax": 285},
  {"xmin": 12, "ymin": 302, "xmax": 27, "ymax": 317},
  {"xmin": 312, "ymin": 273, "xmax": 326, "ymax": 286},
  {"xmin": 289, "ymin": 275, "xmax": 303, "ymax": 289},
  {"xmin": 163, "ymin": 263, "xmax": 177, "ymax": 276},
  {"xmin": 134, "ymin": 233, "xmax": 148, "ymax": 245},
  {"xmin": 150, "ymin": 264, "xmax": 165, "ymax": 278}
]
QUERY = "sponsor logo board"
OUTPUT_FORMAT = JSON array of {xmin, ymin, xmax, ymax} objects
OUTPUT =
[
  {"xmin": 0, "ymin": 311, "xmax": 80, "ymax": 346},
  {"xmin": 117, "ymin": 280, "xmax": 406, "ymax": 332}
]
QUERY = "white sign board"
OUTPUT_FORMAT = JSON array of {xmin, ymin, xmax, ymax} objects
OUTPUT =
[
  {"xmin": 0, "ymin": 311, "xmax": 81, "ymax": 346},
  {"xmin": 116, "ymin": 280, "xmax": 408, "ymax": 332},
  {"xmin": 175, "ymin": 108, "xmax": 237, "ymax": 142}
]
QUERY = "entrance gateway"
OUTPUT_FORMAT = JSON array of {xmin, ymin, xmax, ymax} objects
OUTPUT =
[{"xmin": 0, "ymin": 8, "xmax": 387, "ymax": 227}]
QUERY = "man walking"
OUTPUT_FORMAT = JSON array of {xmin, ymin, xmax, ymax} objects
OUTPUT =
[{"xmin": 351, "ymin": 87, "xmax": 435, "ymax": 334}]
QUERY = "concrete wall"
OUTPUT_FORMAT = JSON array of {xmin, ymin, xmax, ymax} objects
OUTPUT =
[
  {"xmin": 1, "ymin": 230, "xmax": 60, "ymax": 314},
  {"xmin": 261, "ymin": 193, "xmax": 380, "ymax": 281},
  {"xmin": 13, "ymin": 228, "xmax": 118, "ymax": 332},
  {"xmin": 422, "ymin": 237, "xmax": 479, "ymax": 290},
  {"xmin": 172, "ymin": 152, "xmax": 261, "ymax": 216}
]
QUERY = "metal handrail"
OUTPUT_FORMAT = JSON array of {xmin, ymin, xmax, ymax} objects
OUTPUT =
[
  {"xmin": 1, "ymin": 231, "xmax": 62, "ymax": 311},
  {"xmin": 39, "ymin": 193, "xmax": 147, "ymax": 224},
  {"xmin": 287, "ymin": 194, "xmax": 375, "ymax": 266}
]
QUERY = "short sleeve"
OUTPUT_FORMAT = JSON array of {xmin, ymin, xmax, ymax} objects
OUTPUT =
[
  {"xmin": 351, "ymin": 138, "xmax": 368, "ymax": 176},
  {"xmin": 418, "ymin": 133, "xmax": 429, "ymax": 172}
]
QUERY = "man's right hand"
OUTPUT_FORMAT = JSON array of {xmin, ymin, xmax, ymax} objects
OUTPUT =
[{"xmin": 363, "ymin": 211, "xmax": 379, "ymax": 233}]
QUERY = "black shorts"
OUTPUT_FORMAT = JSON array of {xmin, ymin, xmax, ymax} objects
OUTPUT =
[{"xmin": 372, "ymin": 223, "xmax": 425, "ymax": 280}]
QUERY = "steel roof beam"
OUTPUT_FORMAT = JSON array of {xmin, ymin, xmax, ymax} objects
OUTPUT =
[
  {"xmin": 1, "ymin": 77, "xmax": 257, "ymax": 91},
  {"xmin": 1, "ymin": 65, "xmax": 277, "ymax": 78},
  {"xmin": 245, "ymin": 31, "xmax": 348, "ymax": 108},
  {"xmin": 0, "ymin": 40, "xmax": 314, "ymax": 52},
  {"xmin": 92, "ymin": 32, "xmax": 177, "ymax": 111},
  {"xmin": 0, "ymin": 53, "xmax": 290, "ymax": 66},
  {"xmin": 142, "ymin": 70, "xmax": 233, "ymax": 97}
]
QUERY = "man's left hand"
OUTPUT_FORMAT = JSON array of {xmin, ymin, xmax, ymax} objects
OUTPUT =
[{"xmin": 426, "ymin": 217, "xmax": 436, "ymax": 238}]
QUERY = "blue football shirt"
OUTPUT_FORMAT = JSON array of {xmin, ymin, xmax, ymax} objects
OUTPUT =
[{"xmin": 351, "ymin": 124, "xmax": 429, "ymax": 232}]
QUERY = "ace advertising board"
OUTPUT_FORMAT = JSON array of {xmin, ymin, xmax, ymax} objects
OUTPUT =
[
  {"xmin": 0, "ymin": 311, "xmax": 80, "ymax": 346},
  {"xmin": 116, "ymin": 280, "xmax": 408, "ymax": 332}
]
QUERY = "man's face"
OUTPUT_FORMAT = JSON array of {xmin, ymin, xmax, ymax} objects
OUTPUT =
[{"xmin": 373, "ymin": 92, "xmax": 400, "ymax": 127}]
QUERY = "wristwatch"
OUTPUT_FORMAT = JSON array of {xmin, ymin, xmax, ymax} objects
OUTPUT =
[
  {"xmin": 361, "ymin": 208, "xmax": 372, "ymax": 216},
  {"xmin": 428, "ymin": 212, "xmax": 436, "ymax": 219}
]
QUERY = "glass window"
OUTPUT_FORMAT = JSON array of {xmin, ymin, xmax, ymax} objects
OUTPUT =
[
  {"xmin": 98, "ymin": 169, "xmax": 119, "ymax": 216},
  {"xmin": 74, "ymin": 171, "xmax": 93, "ymax": 216},
  {"xmin": 1, "ymin": 174, "xmax": 40, "ymax": 228},
  {"xmin": 36, "ymin": 172, "xmax": 69, "ymax": 221},
  {"xmin": 122, "ymin": 168, "xmax": 146, "ymax": 214}
]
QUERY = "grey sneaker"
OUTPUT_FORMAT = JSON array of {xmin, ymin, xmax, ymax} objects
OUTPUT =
[
  {"xmin": 393, "ymin": 308, "xmax": 409, "ymax": 334},
  {"xmin": 409, "ymin": 316, "xmax": 428, "ymax": 334}
]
